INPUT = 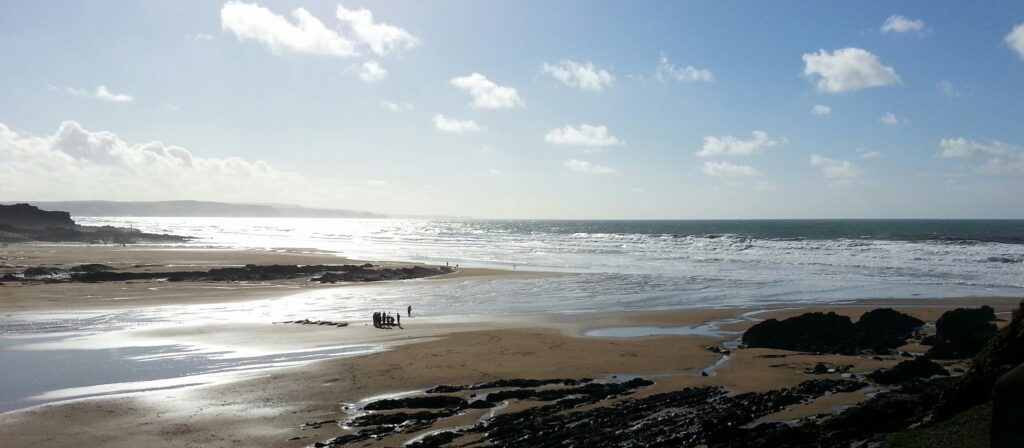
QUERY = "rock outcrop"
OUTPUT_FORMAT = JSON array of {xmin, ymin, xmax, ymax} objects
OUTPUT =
[{"xmin": 742, "ymin": 308, "xmax": 923, "ymax": 354}]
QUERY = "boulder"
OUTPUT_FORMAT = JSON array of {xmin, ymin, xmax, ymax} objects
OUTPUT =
[
  {"xmin": 742, "ymin": 312, "xmax": 857, "ymax": 354},
  {"xmin": 926, "ymin": 306, "xmax": 998, "ymax": 359},
  {"xmin": 867, "ymin": 357, "xmax": 949, "ymax": 385}
]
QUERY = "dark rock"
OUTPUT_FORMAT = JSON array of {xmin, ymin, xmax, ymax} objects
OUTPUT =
[
  {"xmin": 69, "ymin": 263, "xmax": 116, "ymax": 273},
  {"xmin": 23, "ymin": 266, "xmax": 65, "ymax": 277},
  {"xmin": 927, "ymin": 306, "xmax": 998, "ymax": 359},
  {"xmin": 743, "ymin": 308, "xmax": 924, "ymax": 355},
  {"xmin": 854, "ymin": 308, "xmax": 924, "ymax": 349},
  {"xmin": 742, "ymin": 312, "xmax": 857, "ymax": 354},
  {"xmin": 466, "ymin": 400, "xmax": 496, "ymax": 409},
  {"xmin": 363, "ymin": 395, "xmax": 466, "ymax": 411},
  {"xmin": 936, "ymin": 300, "xmax": 1024, "ymax": 419},
  {"xmin": 350, "ymin": 410, "xmax": 455, "ymax": 427},
  {"xmin": 407, "ymin": 431, "xmax": 464, "ymax": 448},
  {"xmin": 868, "ymin": 357, "xmax": 949, "ymax": 385}
]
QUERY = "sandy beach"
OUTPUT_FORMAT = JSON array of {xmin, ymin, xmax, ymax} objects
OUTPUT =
[{"xmin": 0, "ymin": 244, "xmax": 1020, "ymax": 447}]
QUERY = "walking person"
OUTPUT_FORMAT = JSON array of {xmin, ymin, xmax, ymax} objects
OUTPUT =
[{"xmin": 407, "ymin": 305, "xmax": 412, "ymax": 317}]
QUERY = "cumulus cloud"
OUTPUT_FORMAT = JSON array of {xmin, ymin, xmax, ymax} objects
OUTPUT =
[
  {"xmin": 696, "ymin": 131, "xmax": 782, "ymax": 157},
  {"xmin": 938, "ymin": 138, "xmax": 1024, "ymax": 175},
  {"xmin": 450, "ymin": 73, "xmax": 524, "ymax": 109},
  {"xmin": 220, "ymin": 2, "xmax": 418, "ymax": 58},
  {"xmin": 356, "ymin": 61, "xmax": 387, "ymax": 82},
  {"xmin": 810, "ymin": 154, "xmax": 860, "ymax": 182},
  {"xmin": 220, "ymin": 2, "xmax": 358, "ymax": 57},
  {"xmin": 433, "ymin": 115, "xmax": 483, "ymax": 134},
  {"xmin": 335, "ymin": 4, "xmax": 420, "ymax": 56},
  {"xmin": 938, "ymin": 138, "xmax": 1014, "ymax": 158},
  {"xmin": 380, "ymin": 100, "xmax": 413, "ymax": 112},
  {"xmin": 802, "ymin": 48, "xmax": 900, "ymax": 93},
  {"xmin": 541, "ymin": 60, "xmax": 615, "ymax": 91},
  {"xmin": 701, "ymin": 161, "xmax": 761, "ymax": 177},
  {"xmin": 544, "ymin": 124, "xmax": 624, "ymax": 148},
  {"xmin": 655, "ymin": 53, "xmax": 713, "ymax": 83},
  {"xmin": 1006, "ymin": 23, "xmax": 1024, "ymax": 59},
  {"xmin": 564, "ymin": 159, "xmax": 615, "ymax": 174},
  {"xmin": 879, "ymin": 112, "xmax": 906, "ymax": 126},
  {"xmin": 812, "ymin": 104, "xmax": 831, "ymax": 115},
  {"xmin": 66, "ymin": 86, "xmax": 135, "ymax": 103},
  {"xmin": 0, "ymin": 120, "xmax": 346, "ymax": 204},
  {"xmin": 881, "ymin": 15, "xmax": 924, "ymax": 34}
]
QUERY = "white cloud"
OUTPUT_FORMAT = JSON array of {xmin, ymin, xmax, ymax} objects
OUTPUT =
[
  {"xmin": 879, "ymin": 112, "xmax": 906, "ymax": 126},
  {"xmin": 66, "ymin": 85, "xmax": 135, "ymax": 103},
  {"xmin": 696, "ymin": 131, "xmax": 782, "ymax": 157},
  {"xmin": 701, "ymin": 161, "xmax": 761, "ymax": 177},
  {"xmin": 450, "ymin": 73, "xmax": 524, "ymax": 109},
  {"xmin": 564, "ymin": 159, "xmax": 615, "ymax": 174},
  {"xmin": 655, "ymin": 53, "xmax": 713, "ymax": 83},
  {"xmin": 881, "ymin": 15, "xmax": 924, "ymax": 34},
  {"xmin": 192, "ymin": 33, "xmax": 216, "ymax": 43},
  {"xmin": 544, "ymin": 124, "xmax": 624, "ymax": 148},
  {"xmin": 938, "ymin": 80, "xmax": 961, "ymax": 98},
  {"xmin": 433, "ymin": 115, "xmax": 482, "ymax": 134},
  {"xmin": 1006, "ymin": 23, "xmax": 1024, "ymax": 59},
  {"xmin": 0, "ymin": 120, "xmax": 330, "ymax": 204},
  {"xmin": 938, "ymin": 138, "xmax": 1014, "ymax": 158},
  {"xmin": 380, "ymin": 100, "xmax": 413, "ymax": 112},
  {"xmin": 541, "ymin": 60, "xmax": 615, "ymax": 91},
  {"xmin": 810, "ymin": 154, "xmax": 860, "ymax": 182},
  {"xmin": 812, "ymin": 104, "xmax": 831, "ymax": 115},
  {"xmin": 802, "ymin": 48, "xmax": 900, "ymax": 93},
  {"xmin": 859, "ymin": 149, "xmax": 882, "ymax": 159},
  {"xmin": 220, "ymin": 2, "xmax": 358, "ymax": 57},
  {"xmin": 367, "ymin": 179, "xmax": 389, "ymax": 187},
  {"xmin": 937, "ymin": 138, "xmax": 1024, "ymax": 175},
  {"xmin": 335, "ymin": 4, "xmax": 419, "ymax": 56},
  {"xmin": 488, "ymin": 168, "xmax": 500, "ymax": 175},
  {"xmin": 356, "ymin": 61, "xmax": 387, "ymax": 82}
]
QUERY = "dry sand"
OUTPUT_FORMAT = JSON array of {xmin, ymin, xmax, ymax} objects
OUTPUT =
[{"xmin": 0, "ymin": 243, "xmax": 1020, "ymax": 447}]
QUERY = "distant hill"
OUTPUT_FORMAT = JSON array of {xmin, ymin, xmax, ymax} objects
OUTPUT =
[{"xmin": 15, "ymin": 201, "xmax": 387, "ymax": 218}]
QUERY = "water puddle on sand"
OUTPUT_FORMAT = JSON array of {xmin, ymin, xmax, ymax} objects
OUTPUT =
[{"xmin": 0, "ymin": 334, "xmax": 380, "ymax": 413}]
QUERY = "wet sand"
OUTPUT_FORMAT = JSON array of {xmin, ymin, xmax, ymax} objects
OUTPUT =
[{"xmin": 0, "ymin": 244, "xmax": 1020, "ymax": 447}]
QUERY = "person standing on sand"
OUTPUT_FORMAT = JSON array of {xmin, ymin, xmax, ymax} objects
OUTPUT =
[
  {"xmin": 407, "ymin": 305, "xmax": 412, "ymax": 317},
  {"xmin": 396, "ymin": 313, "xmax": 401, "ymax": 327}
]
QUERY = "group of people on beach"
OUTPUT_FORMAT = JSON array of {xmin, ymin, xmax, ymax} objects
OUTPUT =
[{"xmin": 373, "ymin": 305, "xmax": 412, "ymax": 328}]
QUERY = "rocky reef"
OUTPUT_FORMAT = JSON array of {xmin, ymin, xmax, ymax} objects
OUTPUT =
[{"xmin": 6, "ymin": 263, "xmax": 451, "ymax": 284}]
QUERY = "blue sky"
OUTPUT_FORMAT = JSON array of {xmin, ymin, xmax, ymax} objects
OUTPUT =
[{"xmin": 1, "ymin": 1, "xmax": 1023, "ymax": 218}]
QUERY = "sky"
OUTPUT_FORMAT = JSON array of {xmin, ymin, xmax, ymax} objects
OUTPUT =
[{"xmin": 1, "ymin": 1, "xmax": 1023, "ymax": 219}]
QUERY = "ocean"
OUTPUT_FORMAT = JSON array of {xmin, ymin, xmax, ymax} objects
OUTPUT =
[{"xmin": 74, "ymin": 217, "xmax": 1024, "ymax": 314}]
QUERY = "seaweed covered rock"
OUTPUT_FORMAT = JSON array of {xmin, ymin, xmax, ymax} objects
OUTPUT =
[
  {"xmin": 926, "ymin": 306, "xmax": 998, "ymax": 359},
  {"xmin": 868, "ymin": 357, "xmax": 949, "ymax": 385}
]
